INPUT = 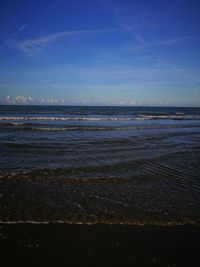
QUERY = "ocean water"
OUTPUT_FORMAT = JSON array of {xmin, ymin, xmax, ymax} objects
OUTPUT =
[{"xmin": 0, "ymin": 105, "xmax": 200, "ymax": 224}]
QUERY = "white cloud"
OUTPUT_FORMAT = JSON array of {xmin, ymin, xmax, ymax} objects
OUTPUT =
[
  {"xmin": 1, "ymin": 95, "xmax": 140, "ymax": 106},
  {"xmin": 1, "ymin": 95, "xmax": 175, "ymax": 106},
  {"xmin": 2, "ymin": 95, "xmax": 64, "ymax": 105},
  {"xmin": 111, "ymin": 99, "xmax": 137, "ymax": 106},
  {"xmin": 4, "ymin": 95, "xmax": 33, "ymax": 105}
]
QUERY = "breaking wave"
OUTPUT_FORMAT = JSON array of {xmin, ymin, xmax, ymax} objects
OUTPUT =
[
  {"xmin": 1, "ymin": 124, "xmax": 200, "ymax": 131},
  {"xmin": 1, "ymin": 115, "xmax": 200, "ymax": 121}
]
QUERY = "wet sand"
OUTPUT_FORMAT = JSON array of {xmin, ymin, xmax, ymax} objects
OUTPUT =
[
  {"xmin": 1, "ymin": 223, "xmax": 200, "ymax": 267},
  {"xmin": 1, "ymin": 173, "xmax": 200, "ymax": 225}
]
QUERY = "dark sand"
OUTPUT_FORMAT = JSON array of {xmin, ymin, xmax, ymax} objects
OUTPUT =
[
  {"xmin": 1, "ymin": 223, "xmax": 200, "ymax": 267},
  {"xmin": 1, "ymin": 173, "xmax": 200, "ymax": 225}
]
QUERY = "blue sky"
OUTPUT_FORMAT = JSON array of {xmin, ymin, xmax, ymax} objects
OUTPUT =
[{"xmin": 0, "ymin": 0, "xmax": 200, "ymax": 106}]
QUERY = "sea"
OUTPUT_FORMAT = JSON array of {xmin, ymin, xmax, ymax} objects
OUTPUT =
[{"xmin": 0, "ymin": 105, "xmax": 200, "ymax": 225}]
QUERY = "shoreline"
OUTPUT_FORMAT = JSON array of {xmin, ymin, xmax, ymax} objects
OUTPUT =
[
  {"xmin": 1, "ymin": 223, "xmax": 200, "ymax": 266},
  {"xmin": 0, "ymin": 220, "xmax": 199, "ymax": 226}
]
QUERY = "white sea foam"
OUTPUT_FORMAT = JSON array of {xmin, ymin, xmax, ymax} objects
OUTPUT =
[
  {"xmin": 0, "ymin": 220, "xmax": 197, "ymax": 226},
  {"xmin": 1, "ymin": 115, "xmax": 199, "ymax": 121},
  {"xmin": 139, "ymin": 114, "xmax": 200, "ymax": 120},
  {"xmin": 0, "ymin": 116, "xmax": 140, "ymax": 121}
]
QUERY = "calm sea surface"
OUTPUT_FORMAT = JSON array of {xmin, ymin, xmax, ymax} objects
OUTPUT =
[{"xmin": 0, "ymin": 105, "xmax": 200, "ymax": 224}]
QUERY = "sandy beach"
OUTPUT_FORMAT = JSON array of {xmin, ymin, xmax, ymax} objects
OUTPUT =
[{"xmin": 1, "ymin": 223, "xmax": 200, "ymax": 267}]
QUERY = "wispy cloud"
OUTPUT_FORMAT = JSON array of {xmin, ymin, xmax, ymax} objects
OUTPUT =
[
  {"xmin": 126, "ymin": 36, "xmax": 191, "ymax": 51},
  {"xmin": 17, "ymin": 28, "xmax": 120, "ymax": 54},
  {"xmin": 0, "ymin": 24, "xmax": 29, "ymax": 49},
  {"xmin": 148, "ymin": 36, "xmax": 191, "ymax": 48},
  {"xmin": 16, "ymin": 26, "xmax": 187, "ymax": 57},
  {"xmin": 101, "ymin": 35, "xmax": 191, "ymax": 60},
  {"xmin": 134, "ymin": 34, "xmax": 145, "ymax": 46},
  {"xmin": 104, "ymin": 1, "xmax": 191, "ymax": 50},
  {"xmin": 104, "ymin": 1, "xmax": 149, "ymax": 45},
  {"xmin": 17, "ymin": 31, "xmax": 69, "ymax": 54}
]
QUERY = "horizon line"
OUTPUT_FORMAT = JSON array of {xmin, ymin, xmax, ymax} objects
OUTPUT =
[{"xmin": 0, "ymin": 104, "xmax": 199, "ymax": 108}]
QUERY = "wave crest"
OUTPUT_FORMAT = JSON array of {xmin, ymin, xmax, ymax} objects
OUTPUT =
[{"xmin": 1, "ymin": 115, "xmax": 200, "ymax": 121}]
